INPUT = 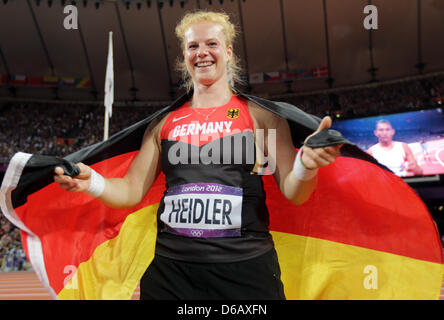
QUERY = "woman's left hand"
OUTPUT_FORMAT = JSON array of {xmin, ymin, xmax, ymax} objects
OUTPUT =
[{"xmin": 300, "ymin": 116, "xmax": 342, "ymax": 170}]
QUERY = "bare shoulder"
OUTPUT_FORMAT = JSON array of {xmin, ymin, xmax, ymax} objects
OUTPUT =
[
  {"xmin": 142, "ymin": 111, "xmax": 171, "ymax": 148},
  {"xmin": 247, "ymin": 100, "xmax": 281, "ymax": 130},
  {"xmin": 367, "ymin": 144, "xmax": 376, "ymax": 153}
]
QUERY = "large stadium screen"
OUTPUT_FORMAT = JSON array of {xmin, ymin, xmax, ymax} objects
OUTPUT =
[{"xmin": 331, "ymin": 108, "xmax": 444, "ymax": 178}]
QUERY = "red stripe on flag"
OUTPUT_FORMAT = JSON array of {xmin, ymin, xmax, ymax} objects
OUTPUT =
[
  {"xmin": 15, "ymin": 151, "xmax": 165, "ymax": 295},
  {"xmin": 14, "ymin": 152, "xmax": 442, "ymax": 296},
  {"xmin": 266, "ymin": 156, "xmax": 443, "ymax": 264}
]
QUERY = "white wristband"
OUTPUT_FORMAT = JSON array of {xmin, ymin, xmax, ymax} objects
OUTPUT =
[
  {"xmin": 292, "ymin": 149, "xmax": 318, "ymax": 181},
  {"xmin": 86, "ymin": 169, "xmax": 105, "ymax": 198}
]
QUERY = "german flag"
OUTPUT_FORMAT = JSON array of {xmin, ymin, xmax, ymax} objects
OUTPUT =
[{"xmin": 0, "ymin": 93, "xmax": 443, "ymax": 299}]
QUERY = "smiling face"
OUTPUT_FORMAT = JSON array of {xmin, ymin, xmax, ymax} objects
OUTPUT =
[{"xmin": 183, "ymin": 21, "xmax": 233, "ymax": 87}]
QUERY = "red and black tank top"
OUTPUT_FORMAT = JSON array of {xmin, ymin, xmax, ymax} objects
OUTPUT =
[{"xmin": 156, "ymin": 95, "xmax": 274, "ymax": 263}]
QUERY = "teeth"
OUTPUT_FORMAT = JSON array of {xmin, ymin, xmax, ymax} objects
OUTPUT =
[{"xmin": 196, "ymin": 61, "xmax": 213, "ymax": 67}]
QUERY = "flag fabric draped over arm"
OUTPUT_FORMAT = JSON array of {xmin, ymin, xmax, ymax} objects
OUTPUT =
[{"xmin": 0, "ymin": 93, "xmax": 442, "ymax": 299}]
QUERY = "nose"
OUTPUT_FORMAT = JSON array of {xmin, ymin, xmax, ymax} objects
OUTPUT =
[{"xmin": 197, "ymin": 47, "xmax": 208, "ymax": 57}]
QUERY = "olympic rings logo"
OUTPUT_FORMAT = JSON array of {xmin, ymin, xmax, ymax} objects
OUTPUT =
[{"xmin": 190, "ymin": 229, "xmax": 204, "ymax": 237}]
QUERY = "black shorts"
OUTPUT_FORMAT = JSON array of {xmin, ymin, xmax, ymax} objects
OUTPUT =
[{"xmin": 140, "ymin": 248, "xmax": 286, "ymax": 300}]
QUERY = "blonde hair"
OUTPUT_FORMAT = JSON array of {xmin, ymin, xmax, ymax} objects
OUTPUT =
[{"xmin": 175, "ymin": 10, "xmax": 244, "ymax": 92}]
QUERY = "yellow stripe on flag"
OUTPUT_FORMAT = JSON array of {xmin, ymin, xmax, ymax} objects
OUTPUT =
[
  {"xmin": 58, "ymin": 203, "xmax": 159, "ymax": 300},
  {"xmin": 57, "ymin": 208, "xmax": 443, "ymax": 300},
  {"xmin": 272, "ymin": 231, "xmax": 444, "ymax": 300}
]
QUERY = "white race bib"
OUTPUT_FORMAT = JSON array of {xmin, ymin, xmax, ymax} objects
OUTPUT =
[{"xmin": 160, "ymin": 182, "xmax": 242, "ymax": 238}]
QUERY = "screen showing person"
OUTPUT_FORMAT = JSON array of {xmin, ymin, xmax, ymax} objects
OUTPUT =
[
  {"xmin": 367, "ymin": 120, "xmax": 423, "ymax": 177},
  {"xmin": 331, "ymin": 108, "xmax": 444, "ymax": 178}
]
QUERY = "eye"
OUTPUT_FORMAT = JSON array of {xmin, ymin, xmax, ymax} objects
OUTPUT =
[
  {"xmin": 208, "ymin": 41, "xmax": 218, "ymax": 47},
  {"xmin": 188, "ymin": 44, "xmax": 198, "ymax": 49}
]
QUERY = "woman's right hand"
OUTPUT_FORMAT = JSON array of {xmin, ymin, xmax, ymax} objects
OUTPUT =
[{"xmin": 53, "ymin": 163, "xmax": 92, "ymax": 193}]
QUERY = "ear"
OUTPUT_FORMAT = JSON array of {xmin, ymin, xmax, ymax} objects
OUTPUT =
[{"xmin": 226, "ymin": 45, "xmax": 233, "ymax": 60}]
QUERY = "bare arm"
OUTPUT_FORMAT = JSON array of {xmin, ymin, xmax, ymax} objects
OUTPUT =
[
  {"xmin": 98, "ymin": 122, "xmax": 162, "ymax": 208},
  {"xmin": 54, "ymin": 118, "xmax": 164, "ymax": 209},
  {"xmin": 272, "ymin": 115, "xmax": 341, "ymax": 205},
  {"xmin": 268, "ymin": 114, "xmax": 315, "ymax": 205},
  {"xmin": 403, "ymin": 143, "xmax": 423, "ymax": 175},
  {"xmin": 249, "ymin": 103, "xmax": 341, "ymax": 206}
]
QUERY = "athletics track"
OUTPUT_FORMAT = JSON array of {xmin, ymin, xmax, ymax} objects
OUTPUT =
[{"xmin": 409, "ymin": 137, "xmax": 444, "ymax": 175}]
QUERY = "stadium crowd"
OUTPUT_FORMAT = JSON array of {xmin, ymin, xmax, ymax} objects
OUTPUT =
[
  {"xmin": 283, "ymin": 73, "xmax": 444, "ymax": 119},
  {"xmin": 1, "ymin": 73, "xmax": 444, "ymax": 271},
  {"xmin": 0, "ymin": 104, "xmax": 159, "ymax": 271}
]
